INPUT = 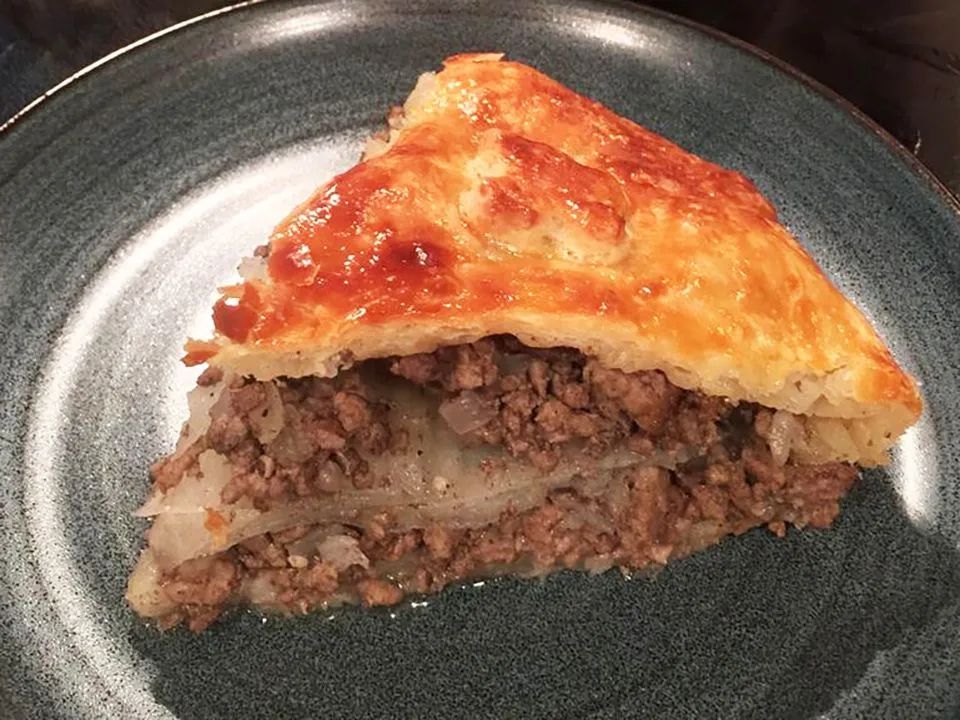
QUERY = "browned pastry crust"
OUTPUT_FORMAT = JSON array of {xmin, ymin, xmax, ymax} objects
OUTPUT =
[{"xmin": 185, "ymin": 53, "xmax": 919, "ymax": 464}]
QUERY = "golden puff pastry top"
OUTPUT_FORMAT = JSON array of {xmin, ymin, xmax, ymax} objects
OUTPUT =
[{"xmin": 189, "ymin": 53, "xmax": 921, "ymax": 463}]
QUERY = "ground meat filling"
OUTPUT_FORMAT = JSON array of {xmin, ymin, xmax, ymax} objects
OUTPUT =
[
  {"xmin": 391, "ymin": 337, "xmax": 726, "ymax": 469},
  {"xmin": 168, "ymin": 372, "xmax": 396, "ymax": 510},
  {"xmin": 149, "ymin": 336, "xmax": 860, "ymax": 631}
]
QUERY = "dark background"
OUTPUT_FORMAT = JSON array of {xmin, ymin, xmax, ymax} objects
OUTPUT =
[{"xmin": 1, "ymin": 0, "xmax": 959, "ymax": 194}]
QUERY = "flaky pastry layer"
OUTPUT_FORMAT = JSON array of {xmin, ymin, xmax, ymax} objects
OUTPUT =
[{"xmin": 188, "ymin": 53, "xmax": 921, "ymax": 465}]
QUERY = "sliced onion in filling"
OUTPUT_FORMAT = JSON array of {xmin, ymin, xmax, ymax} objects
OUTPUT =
[
  {"xmin": 127, "ymin": 338, "xmax": 863, "ymax": 627},
  {"xmin": 137, "ymin": 375, "xmax": 695, "ymax": 571}
]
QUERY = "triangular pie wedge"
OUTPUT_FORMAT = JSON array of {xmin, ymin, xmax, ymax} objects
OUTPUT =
[{"xmin": 127, "ymin": 54, "xmax": 921, "ymax": 631}]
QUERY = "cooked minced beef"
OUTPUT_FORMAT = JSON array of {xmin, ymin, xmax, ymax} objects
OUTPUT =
[
  {"xmin": 148, "ymin": 336, "xmax": 859, "ymax": 631},
  {"xmin": 153, "ymin": 372, "xmax": 397, "ymax": 509},
  {"xmin": 391, "ymin": 337, "xmax": 726, "ymax": 469},
  {"xmin": 160, "ymin": 456, "xmax": 856, "ymax": 631},
  {"xmin": 152, "ymin": 337, "xmax": 737, "ymax": 507}
]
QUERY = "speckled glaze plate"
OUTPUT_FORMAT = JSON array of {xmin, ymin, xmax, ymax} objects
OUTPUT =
[{"xmin": 2, "ymin": 1, "xmax": 959, "ymax": 718}]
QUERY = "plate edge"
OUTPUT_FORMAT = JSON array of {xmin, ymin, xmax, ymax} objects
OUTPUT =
[{"xmin": 1, "ymin": 0, "xmax": 957, "ymax": 218}]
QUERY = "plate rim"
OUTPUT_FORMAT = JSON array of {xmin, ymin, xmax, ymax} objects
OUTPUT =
[
  {"xmin": 1, "ymin": 2, "xmax": 958, "ymax": 716},
  {"xmin": 2, "ymin": 0, "xmax": 958, "ymax": 220}
]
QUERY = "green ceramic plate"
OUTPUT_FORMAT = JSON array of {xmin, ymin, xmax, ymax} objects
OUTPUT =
[{"xmin": 2, "ymin": 1, "xmax": 959, "ymax": 717}]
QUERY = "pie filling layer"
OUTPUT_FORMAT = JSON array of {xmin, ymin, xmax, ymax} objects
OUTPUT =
[{"xmin": 128, "ymin": 336, "xmax": 858, "ymax": 631}]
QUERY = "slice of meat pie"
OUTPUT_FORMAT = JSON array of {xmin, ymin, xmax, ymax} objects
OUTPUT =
[{"xmin": 127, "ymin": 54, "xmax": 921, "ymax": 631}]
